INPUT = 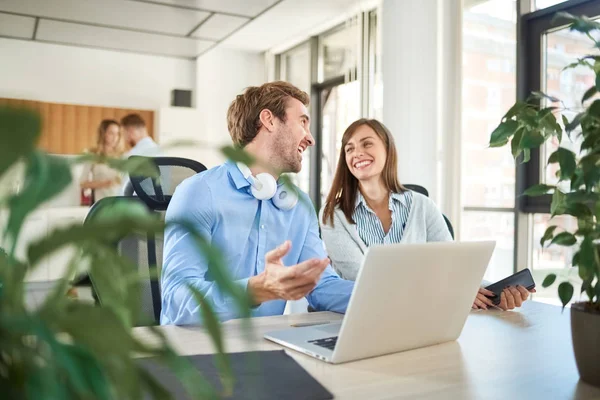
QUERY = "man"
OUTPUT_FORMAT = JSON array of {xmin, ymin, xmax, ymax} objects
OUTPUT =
[
  {"xmin": 120, "ymin": 114, "xmax": 160, "ymax": 195},
  {"xmin": 160, "ymin": 82, "xmax": 354, "ymax": 325}
]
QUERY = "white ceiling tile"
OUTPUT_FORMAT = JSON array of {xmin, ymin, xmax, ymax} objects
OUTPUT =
[
  {"xmin": 221, "ymin": 0, "xmax": 371, "ymax": 52},
  {"xmin": 36, "ymin": 19, "xmax": 214, "ymax": 58},
  {"xmin": 136, "ymin": 0, "xmax": 279, "ymax": 17},
  {"xmin": 0, "ymin": 13, "xmax": 36, "ymax": 39},
  {"xmin": 0, "ymin": 0, "xmax": 210, "ymax": 36},
  {"xmin": 191, "ymin": 14, "xmax": 248, "ymax": 40}
]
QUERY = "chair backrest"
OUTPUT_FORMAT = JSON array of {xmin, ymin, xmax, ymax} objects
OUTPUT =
[
  {"xmin": 403, "ymin": 184, "xmax": 454, "ymax": 239},
  {"xmin": 86, "ymin": 157, "xmax": 206, "ymax": 326},
  {"xmin": 129, "ymin": 156, "xmax": 207, "ymax": 211},
  {"xmin": 84, "ymin": 196, "xmax": 160, "ymax": 325},
  {"xmin": 127, "ymin": 157, "xmax": 206, "ymax": 324}
]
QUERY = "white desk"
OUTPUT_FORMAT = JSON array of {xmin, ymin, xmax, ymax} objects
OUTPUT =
[{"xmin": 134, "ymin": 301, "xmax": 600, "ymax": 399}]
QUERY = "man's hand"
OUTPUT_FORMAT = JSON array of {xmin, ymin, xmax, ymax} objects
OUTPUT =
[
  {"xmin": 472, "ymin": 285, "xmax": 536, "ymax": 310},
  {"xmin": 247, "ymin": 241, "xmax": 329, "ymax": 305}
]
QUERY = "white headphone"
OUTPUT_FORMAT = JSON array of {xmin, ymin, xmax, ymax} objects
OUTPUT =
[{"xmin": 236, "ymin": 162, "xmax": 298, "ymax": 210}]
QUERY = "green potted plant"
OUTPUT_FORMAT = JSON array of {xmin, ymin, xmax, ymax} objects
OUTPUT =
[
  {"xmin": 0, "ymin": 105, "xmax": 251, "ymax": 398},
  {"xmin": 489, "ymin": 12, "xmax": 600, "ymax": 388}
]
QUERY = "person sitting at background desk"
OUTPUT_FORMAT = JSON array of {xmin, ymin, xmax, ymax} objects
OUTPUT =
[
  {"xmin": 319, "ymin": 118, "xmax": 535, "ymax": 311},
  {"xmin": 79, "ymin": 119, "xmax": 123, "ymax": 203},
  {"xmin": 160, "ymin": 81, "xmax": 354, "ymax": 325},
  {"xmin": 119, "ymin": 113, "xmax": 159, "ymax": 195}
]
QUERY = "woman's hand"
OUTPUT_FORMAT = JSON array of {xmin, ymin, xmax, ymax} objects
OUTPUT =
[{"xmin": 472, "ymin": 285, "xmax": 536, "ymax": 310}]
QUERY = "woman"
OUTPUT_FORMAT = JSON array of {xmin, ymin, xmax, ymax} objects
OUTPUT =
[
  {"xmin": 320, "ymin": 118, "xmax": 533, "ymax": 311},
  {"xmin": 80, "ymin": 119, "xmax": 123, "ymax": 203}
]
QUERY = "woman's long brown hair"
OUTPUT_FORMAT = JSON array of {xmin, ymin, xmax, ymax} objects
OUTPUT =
[
  {"xmin": 94, "ymin": 119, "xmax": 122, "ymax": 156},
  {"xmin": 321, "ymin": 119, "xmax": 404, "ymax": 227}
]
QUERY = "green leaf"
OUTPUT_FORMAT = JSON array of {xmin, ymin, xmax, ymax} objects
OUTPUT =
[
  {"xmin": 563, "ymin": 202, "xmax": 593, "ymax": 219},
  {"xmin": 565, "ymin": 112, "xmax": 585, "ymax": 133},
  {"xmin": 502, "ymin": 102, "xmax": 530, "ymax": 121},
  {"xmin": 523, "ymin": 184, "xmax": 555, "ymax": 197},
  {"xmin": 542, "ymin": 274, "xmax": 557, "ymax": 288},
  {"xmin": 551, "ymin": 190, "xmax": 567, "ymax": 217},
  {"xmin": 27, "ymin": 216, "xmax": 163, "ymax": 266},
  {"xmin": 531, "ymin": 91, "xmax": 560, "ymax": 103},
  {"xmin": 583, "ymin": 86, "xmax": 598, "ymax": 103},
  {"xmin": 540, "ymin": 225, "xmax": 558, "ymax": 247},
  {"xmin": 522, "ymin": 148, "xmax": 531, "ymax": 163},
  {"xmin": 220, "ymin": 145, "xmax": 256, "ymax": 166},
  {"xmin": 558, "ymin": 281, "xmax": 574, "ymax": 308},
  {"xmin": 547, "ymin": 148, "xmax": 576, "ymax": 181},
  {"xmin": 510, "ymin": 127, "xmax": 524, "ymax": 158},
  {"xmin": 580, "ymin": 133, "xmax": 599, "ymax": 151},
  {"xmin": 0, "ymin": 106, "xmax": 41, "ymax": 178},
  {"xmin": 186, "ymin": 284, "xmax": 234, "ymax": 396},
  {"xmin": 554, "ymin": 12, "xmax": 600, "ymax": 34},
  {"xmin": 4, "ymin": 152, "xmax": 72, "ymax": 253},
  {"xmin": 549, "ymin": 232, "xmax": 577, "ymax": 246},
  {"xmin": 567, "ymin": 191, "xmax": 600, "ymax": 204},
  {"xmin": 520, "ymin": 131, "xmax": 545, "ymax": 149},
  {"xmin": 580, "ymin": 154, "xmax": 600, "ymax": 189},
  {"xmin": 577, "ymin": 237, "xmax": 597, "ymax": 282},
  {"xmin": 572, "ymin": 251, "xmax": 580, "ymax": 267}
]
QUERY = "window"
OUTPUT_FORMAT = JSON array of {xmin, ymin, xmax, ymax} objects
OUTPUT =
[
  {"xmin": 367, "ymin": 10, "xmax": 382, "ymax": 120},
  {"xmin": 535, "ymin": 0, "xmax": 569, "ymax": 10},
  {"xmin": 279, "ymin": 43, "xmax": 312, "ymax": 194},
  {"xmin": 319, "ymin": 18, "xmax": 360, "ymax": 82},
  {"xmin": 518, "ymin": 0, "xmax": 600, "ymax": 305},
  {"xmin": 275, "ymin": 10, "xmax": 380, "ymax": 209},
  {"xmin": 461, "ymin": 0, "xmax": 518, "ymax": 279}
]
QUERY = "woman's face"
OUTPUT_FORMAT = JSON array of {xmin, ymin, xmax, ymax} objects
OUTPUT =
[
  {"xmin": 104, "ymin": 124, "xmax": 120, "ymax": 149},
  {"xmin": 344, "ymin": 124, "xmax": 387, "ymax": 183}
]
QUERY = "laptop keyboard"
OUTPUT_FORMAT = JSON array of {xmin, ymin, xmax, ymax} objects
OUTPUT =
[{"xmin": 308, "ymin": 336, "xmax": 338, "ymax": 350}]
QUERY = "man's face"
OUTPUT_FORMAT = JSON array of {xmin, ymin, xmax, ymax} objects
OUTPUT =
[
  {"xmin": 123, "ymin": 126, "xmax": 138, "ymax": 147},
  {"xmin": 271, "ymin": 98, "xmax": 314, "ymax": 173}
]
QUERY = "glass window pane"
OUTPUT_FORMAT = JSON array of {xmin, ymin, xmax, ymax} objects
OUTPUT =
[
  {"xmin": 530, "ymin": 214, "xmax": 584, "ymax": 306},
  {"xmin": 462, "ymin": 0, "xmax": 517, "ymax": 208},
  {"xmin": 535, "ymin": 0, "xmax": 568, "ymax": 10},
  {"xmin": 319, "ymin": 81, "xmax": 361, "ymax": 204},
  {"xmin": 282, "ymin": 43, "xmax": 311, "ymax": 95},
  {"xmin": 320, "ymin": 19, "xmax": 359, "ymax": 82},
  {"xmin": 368, "ymin": 10, "xmax": 383, "ymax": 121},
  {"xmin": 541, "ymin": 24, "xmax": 599, "ymax": 189},
  {"xmin": 461, "ymin": 211, "xmax": 515, "ymax": 283},
  {"xmin": 279, "ymin": 43, "xmax": 312, "ymax": 193}
]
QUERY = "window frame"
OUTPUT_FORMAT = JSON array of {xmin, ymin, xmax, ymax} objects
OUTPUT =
[{"xmin": 517, "ymin": 0, "xmax": 600, "ymax": 213}]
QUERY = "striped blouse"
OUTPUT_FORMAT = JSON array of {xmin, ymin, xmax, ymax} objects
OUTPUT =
[{"xmin": 353, "ymin": 190, "xmax": 413, "ymax": 247}]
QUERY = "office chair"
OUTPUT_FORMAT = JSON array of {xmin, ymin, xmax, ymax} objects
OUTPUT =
[
  {"xmin": 124, "ymin": 156, "xmax": 207, "ymax": 325},
  {"xmin": 403, "ymin": 184, "xmax": 454, "ymax": 239},
  {"xmin": 77, "ymin": 157, "xmax": 207, "ymax": 326}
]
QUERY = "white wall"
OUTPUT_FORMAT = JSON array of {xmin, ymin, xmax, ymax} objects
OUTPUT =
[
  {"xmin": 381, "ymin": 0, "xmax": 462, "ymax": 228},
  {"xmin": 0, "ymin": 39, "xmax": 196, "ymax": 110},
  {"xmin": 191, "ymin": 47, "xmax": 266, "ymax": 166}
]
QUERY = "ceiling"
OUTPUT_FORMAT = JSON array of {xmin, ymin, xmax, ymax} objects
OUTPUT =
[{"xmin": 0, "ymin": 0, "xmax": 373, "ymax": 60}]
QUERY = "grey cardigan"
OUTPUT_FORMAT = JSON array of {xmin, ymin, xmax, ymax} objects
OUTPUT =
[{"xmin": 319, "ymin": 192, "xmax": 452, "ymax": 281}]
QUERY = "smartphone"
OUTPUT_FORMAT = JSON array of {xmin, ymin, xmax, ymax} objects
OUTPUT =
[{"xmin": 484, "ymin": 269, "xmax": 536, "ymax": 305}]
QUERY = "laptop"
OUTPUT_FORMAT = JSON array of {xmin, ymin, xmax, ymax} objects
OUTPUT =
[{"xmin": 264, "ymin": 241, "xmax": 495, "ymax": 364}]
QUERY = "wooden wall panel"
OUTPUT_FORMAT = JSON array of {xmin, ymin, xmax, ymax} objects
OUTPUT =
[{"xmin": 0, "ymin": 98, "xmax": 155, "ymax": 155}]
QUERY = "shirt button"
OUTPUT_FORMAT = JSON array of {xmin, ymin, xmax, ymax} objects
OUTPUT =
[{"xmin": 260, "ymin": 224, "xmax": 265, "ymax": 230}]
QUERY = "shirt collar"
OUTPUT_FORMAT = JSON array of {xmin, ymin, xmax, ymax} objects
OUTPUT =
[
  {"xmin": 226, "ymin": 160, "xmax": 251, "ymax": 190},
  {"xmin": 355, "ymin": 190, "xmax": 408, "ymax": 210}
]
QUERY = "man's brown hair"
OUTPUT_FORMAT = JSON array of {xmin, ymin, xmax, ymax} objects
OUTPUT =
[
  {"xmin": 120, "ymin": 113, "xmax": 146, "ymax": 128},
  {"xmin": 227, "ymin": 81, "xmax": 309, "ymax": 147}
]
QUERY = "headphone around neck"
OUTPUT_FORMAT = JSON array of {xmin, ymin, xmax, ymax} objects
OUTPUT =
[{"xmin": 236, "ymin": 162, "xmax": 298, "ymax": 210}]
